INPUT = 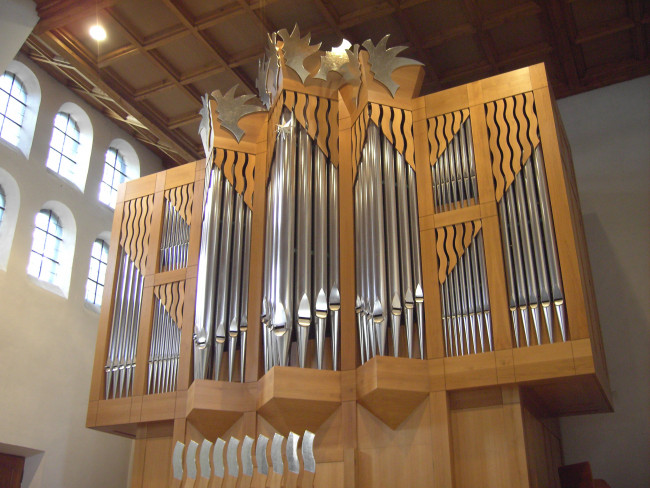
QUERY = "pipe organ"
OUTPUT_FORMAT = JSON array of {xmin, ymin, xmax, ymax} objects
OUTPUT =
[{"xmin": 88, "ymin": 27, "xmax": 611, "ymax": 488}]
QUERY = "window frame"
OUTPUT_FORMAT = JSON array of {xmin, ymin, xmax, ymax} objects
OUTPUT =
[
  {"xmin": 0, "ymin": 70, "xmax": 27, "ymax": 147},
  {"xmin": 46, "ymin": 112, "xmax": 81, "ymax": 181},
  {"xmin": 27, "ymin": 209, "xmax": 63, "ymax": 285},
  {"xmin": 85, "ymin": 238, "xmax": 109, "ymax": 307},
  {"xmin": 99, "ymin": 147, "xmax": 128, "ymax": 209}
]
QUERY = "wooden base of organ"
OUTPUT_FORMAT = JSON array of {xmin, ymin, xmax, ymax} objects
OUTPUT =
[{"xmin": 87, "ymin": 52, "xmax": 611, "ymax": 488}]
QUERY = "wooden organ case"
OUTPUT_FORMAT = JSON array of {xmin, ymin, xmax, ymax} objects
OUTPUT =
[{"xmin": 87, "ymin": 29, "xmax": 611, "ymax": 488}]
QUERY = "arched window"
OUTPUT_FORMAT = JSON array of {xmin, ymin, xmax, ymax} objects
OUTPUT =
[
  {"xmin": 27, "ymin": 209, "xmax": 62, "ymax": 284},
  {"xmin": 0, "ymin": 168, "xmax": 20, "ymax": 271},
  {"xmin": 85, "ymin": 238, "xmax": 109, "ymax": 306},
  {"xmin": 0, "ymin": 185, "xmax": 5, "ymax": 226},
  {"xmin": 99, "ymin": 147, "xmax": 128, "ymax": 208},
  {"xmin": 0, "ymin": 71, "xmax": 27, "ymax": 147},
  {"xmin": 46, "ymin": 112, "xmax": 80, "ymax": 182}
]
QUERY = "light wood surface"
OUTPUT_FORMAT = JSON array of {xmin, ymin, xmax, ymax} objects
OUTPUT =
[{"xmin": 89, "ymin": 64, "xmax": 611, "ymax": 487}]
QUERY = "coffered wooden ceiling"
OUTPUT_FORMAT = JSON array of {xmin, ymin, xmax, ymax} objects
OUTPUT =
[{"xmin": 21, "ymin": 0, "xmax": 650, "ymax": 167}]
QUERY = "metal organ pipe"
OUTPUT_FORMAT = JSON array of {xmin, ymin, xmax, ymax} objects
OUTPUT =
[
  {"xmin": 261, "ymin": 107, "xmax": 340, "ymax": 370},
  {"xmin": 354, "ymin": 121, "xmax": 426, "ymax": 362}
]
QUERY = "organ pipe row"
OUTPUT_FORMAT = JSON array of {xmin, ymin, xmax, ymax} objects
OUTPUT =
[
  {"xmin": 261, "ymin": 110, "xmax": 340, "ymax": 371},
  {"xmin": 159, "ymin": 199, "xmax": 190, "ymax": 272},
  {"xmin": 193, "ymin": 155, "xmax": 252, "ymax": 382},
  {"xmin": 148, "ymin": 295, "xmax": 181, "ymax": 394},
  {"xmin": 354, "ymin": 122, "xmax": 425, "ymax": 362},
  {"xmin": 497, "ymin": 146, "xmax": 567, "ymax": 347},
  {"xmin": 436, "ymin": 224, "xmax": 493, "ymax": 357},
  {"xmin": 105, "ymin": 249, "xmax": 143, "ymax": 399},
  {"xmin": 429, "ymin": 116, "xmax": 479, "ymax": 211},
  {"xmin": 262, "ymin": 110, "xmax": 340, "ymax": 371}
]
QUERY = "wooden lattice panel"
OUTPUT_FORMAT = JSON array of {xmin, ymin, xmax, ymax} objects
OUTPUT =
[
  {"xmin": 427, "ymin": 109, "xmax": 470, "ymax": 164},
  {"xmin": 485, "ymin": 93, "xmax": 540, "ymax": 202},
  {"xmin": 435, "ymin": 221, "xmax": 482, "ymax": 283},
  {"xmin": 154, "ymin": 280, "xmax": 185, "ymax": 326},
  {"xmin": 119, "ymin": 194, "xmax": 155, "ymax": 271},
  {"xmin": 165, "ymin": 182, "xmax": 194, "ymax": 226}
]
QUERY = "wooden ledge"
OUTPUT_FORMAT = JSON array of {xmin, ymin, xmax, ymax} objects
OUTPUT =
[
  {"xmin": 356, "ymin": 356, "xmax": 429, "ymax": 429},
  {"xmin": 257, "ymin": 367, "xmax": 341, "ymax": 434},
  {"xmin": 186, "ymin": 380, "xmax": 256, "ymax": 440}
]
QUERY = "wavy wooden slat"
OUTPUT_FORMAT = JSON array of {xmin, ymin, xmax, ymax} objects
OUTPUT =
[
  {"xmin": 327, "ymin": 99, "xmax": 339, "ymax": 165},
  {"xmin": 506, "ymin": 97, "xmax": 522, "ymax": 175},
  {"xmin": 404, "ymin": 109, "xmax": 415, "ymax": 171},
  {"xmin": 244, "ymin": 154, "xmax": 255, "ymax": 209},
  {"xmin": 315, "ymin": 96, "xmax": 329, "ymax": 151},
  {"xmin": 428, "ymin": 118, "xmax": 439, "ymax": 167},
  {"xmin": 284, "ymin": 90, "xmax": 296, "ymax": 111},
  {"xmin": 444, "ymin": 224, "xmax": 458, "ymax": 277},
  {"xmin": 223, "ymin": 150, "xmax": 237, "ymax": 186},
  {"xmin": 293, "ymin": 92, "xmax": 307, "ymax": 129},
  {"xmin": 214, "ymin": 148, "xmax": 226, "ymax": 170},
  {"xmin": 234, "ymin": 152, "xmax": 247, "ymax": 194},
  {"xmin": 436, "ymin": 226, "xmax": 449, "ymax": 284},
  {"xmin": 496, "ymin": 99, "xmax": 515, "ymax": 199},
  {"xmin": 306, "ymin": 95, "xmax": 318, "ymax": 141},
  {"xmin": 485, "ymin": 102, "xmax": 504, "ymax": 201},
  {"xmin": 130, "ymin": 198, "xmax": 141, "ymax": 262},
  {"xmin": 515, "ymin": 94, "xmax": 529, "ymax": 168},
  {"xmin": 524, "ymin": 92, "xmax": 540, "ymax": 151},
  {"xmin": 380, "ymin": 105, "xmax": 394, "ymax": 145},
  {"xmin": 392, "ymin": 107, "xmax": 405, "ymax": 157}
]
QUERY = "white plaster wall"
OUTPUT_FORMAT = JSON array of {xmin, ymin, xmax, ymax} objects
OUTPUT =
[
  {"xmin": 0, "ymin": 0, "xmax": 37, "ymax": 73},
  {"xmin": 557, "ymin": 76, "xmax": 650, "ymax": 487},
  {"xmin": 0, "ymin": 54, "xmax": 163, "ymax": 488}
]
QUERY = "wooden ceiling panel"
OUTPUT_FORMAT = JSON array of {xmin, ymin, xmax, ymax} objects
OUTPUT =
[
  {"xmin": 479, "ymin": 0, "xmax": 533, "ymax": 17},
  {"xmin": 489, "ymin": 14, "xmax": 546, "ymax": 57},
  {"xmin": 144, "ymin": 87, "xmax": 200, "ymax": 122},
  {"xmin": 570, "ymin": 0, "xmax": 629, "ymax": 32},
  {"xmin": 152, "ymin": 35, "xmax": 219, "ymax": 78},
  {"xmin": 64, "ymin": 14, "xmax": 131, "ymax": 57},
  {"xmin": 263, "ymin": 0, "xmax": 324, "ymax": 34},
  {"xmin": 178, "ymin": 0, "xmax": 235, "ymax": 21},
  {"xmin": 404, "ymin": 0, "xmax": 470, "ymax": 41},
  {"xmin": 112, "ymin": 0, "xmax": 182, "ymax": 40},
  {"xmin": 202, "ymin": 14, "xmax": 267, "ymax": 56},
  {"xmin": 23, "ymin": 0, "xmax": 650, "ymax": 167},
  {"xmin": 430, "ymin": 35, "xmax": 486, "ymax": 75},
  {"xmin": 581, "ymin": 30, "xmax": 634, "ymax": 68},
  {"xmin": 108, "ymin": 54, "xmax": 168, "ymax": 92},
  {"xmin": 348, "ymin": 15, "xmax": 410, "ymax": 50},
  {"xmin": 328, "ymin": 0, "xmax": 377, "ymax": 18},
  {"xmin": 190, "ymin": 71, "xmax": 245, "ymax": 98}
]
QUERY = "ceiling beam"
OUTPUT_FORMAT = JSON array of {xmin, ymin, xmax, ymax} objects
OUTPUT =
[
  {"xmin": 103, "ymin": 8, "xmax": 203, "ymax": 106},
  {"xmin": 461, "ymin": 0, "xmax": 499, "ymax": 75},
  {"xmin": 393, "ymin": 4, "xmax": 442, "ymax": 91},
  {"xmin": 34, "ymin": 0, "xmax": 122, "ymax": 35},
  {"xmin": 536, "ymin": 0, "xmax": 582, "ymax": 90},
  {"xmin": 162, "ymin": 0, "xmax": 256, "ymax": 93},
  {"xmin": 627, "ymin": 0, "xmax": 648, "ymax": 60},
  {"xmin": 33, "ymin": 30, "xmax": 198, "ymax": 163}
]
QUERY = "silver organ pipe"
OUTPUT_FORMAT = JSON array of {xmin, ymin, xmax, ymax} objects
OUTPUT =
[
  {"xmin": 148, "ymin": 293, "xmax": 182, "ymax": 394},
  {"xmin": 261, "ymin": 104, "xmax": 340, "ymax": 371},
  {"xmin": 193, "ymin": 151, "xmax": 253, "ymax": 381},
  {"xmin": 355, "ymin": 120, "xmax": 426, "ymax": 362},
  {"xmin": 105, "ymin": 196, "xmax": 151, "ymax": 399}
]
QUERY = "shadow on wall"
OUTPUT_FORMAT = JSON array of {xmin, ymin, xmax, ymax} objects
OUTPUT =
[
  {"xmin": 0, "ymin": 442, "xmax": 45, "ymax": 487},
  {"xmin": 560, "ymin": 212, "xmax": 650, "ymax": 486}
]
